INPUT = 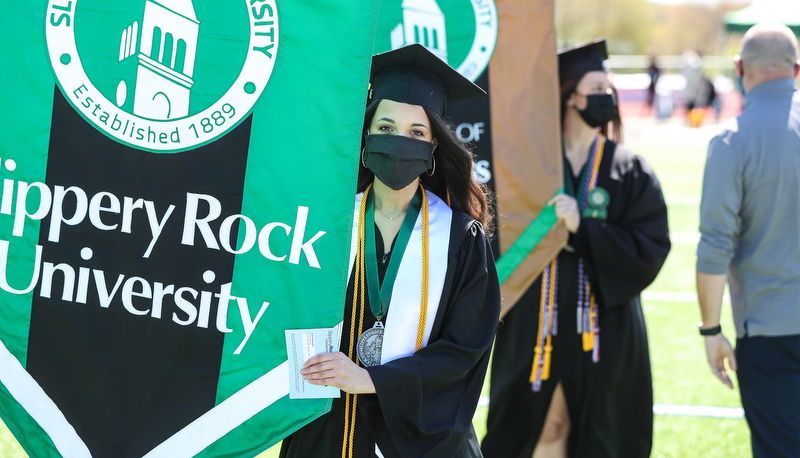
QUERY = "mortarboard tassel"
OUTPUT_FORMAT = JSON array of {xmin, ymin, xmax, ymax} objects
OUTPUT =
[{"xmin": 542, "ymin": 339, "xmax": 553, "ymax": 381}]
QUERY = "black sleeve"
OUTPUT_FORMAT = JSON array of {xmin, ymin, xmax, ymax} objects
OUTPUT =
[
  {"xmin": 362, "ymin": 217, "xmax": 501, "ymax": 457},
  {"xmin": 568, "ymin": 153, "xmax": 670, "ymax": 307}
]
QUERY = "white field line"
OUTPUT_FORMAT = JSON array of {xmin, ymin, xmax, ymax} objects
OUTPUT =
[
  {"xmin": 653, "ymin": 404, "xmax": 744, "ymax": 418},
  {"xmin": 477, "ymin": 396, "xmax": 744, "ymax": 418},
  {"xmin": 642, "ymin": 291, "xmax": 731, "ymax": 304}
]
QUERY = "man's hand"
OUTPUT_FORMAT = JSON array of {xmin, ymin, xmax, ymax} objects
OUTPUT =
[
  {"xmin": 704, "ymin": 333, "xmax": 738, "ymax": 389},
  {"xmin": 301, "ymin": 352, "xmax": 376, "ymax": 394}
]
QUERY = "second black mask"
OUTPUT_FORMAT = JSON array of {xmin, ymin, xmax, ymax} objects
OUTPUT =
[{"xmin": 577, "ymin": 93, "xmax": 618, "ymax": 128}]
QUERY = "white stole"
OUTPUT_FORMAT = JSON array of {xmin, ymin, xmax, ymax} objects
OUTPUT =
[{"xmin": 348, "ymin": 190, "xmax": 452, "ymax": 364}]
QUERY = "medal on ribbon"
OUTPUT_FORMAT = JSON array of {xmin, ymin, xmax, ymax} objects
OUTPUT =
[
  {"xmin": 356, "ymin": 321, "xmax": 384, "ymax": 367},
  {"xmin": 355, "ymin": 188, "xmax": 422, "ymax": 367}
]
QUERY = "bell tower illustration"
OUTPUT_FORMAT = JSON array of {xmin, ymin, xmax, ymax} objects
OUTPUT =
[
  {"xmin": 120, "ymin": 0, "xmax": 199, "ymax": 120},
  {"xmin": 390, "ymin": 0, "xmax": 448, "ymax": 63}
]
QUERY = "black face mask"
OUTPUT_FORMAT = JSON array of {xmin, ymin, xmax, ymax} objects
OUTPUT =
[
  {"xmin": 363, "ymin": 134, "xmax": 434, "ymax": 190},
  {"xmin": 577, "ymin": 93, "xmax": 618, "ymax": 128}
]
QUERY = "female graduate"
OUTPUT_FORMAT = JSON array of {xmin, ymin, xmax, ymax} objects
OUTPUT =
[
  {"xmin": 481, "ymin": 39, "xmax": 670, "ymax": 458},
  {"xmin": 280, "ymin": 44, "xmax": 501, "ymax": 458}
]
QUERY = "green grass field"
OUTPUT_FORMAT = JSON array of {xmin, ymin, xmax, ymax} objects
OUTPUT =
[{"xmin": 0, "ymin": 119, "xmax": 751, "ymax": 457}]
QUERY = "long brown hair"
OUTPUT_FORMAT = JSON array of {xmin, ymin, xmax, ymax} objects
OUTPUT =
[
  {"xmin": 357, "ymin": 99, "xmax": 494, "ymax": 235},
  {"xmin": 559, "ymin": 76, "xmax": 623, "ymax": 143}
]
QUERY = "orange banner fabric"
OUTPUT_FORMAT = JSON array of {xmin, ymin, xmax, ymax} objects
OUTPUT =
[{"xmin": 489, "ymin": 0, "xmax": 567, "ymax": 317}]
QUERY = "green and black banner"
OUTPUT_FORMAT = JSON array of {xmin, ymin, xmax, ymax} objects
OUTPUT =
[
  {"xmin": 1, "ymin": 0, "xmax": 563, "ymax": 455},
  {"xmin": 0, "ymin": 1, "xmax": 378, "ymax": 457}
]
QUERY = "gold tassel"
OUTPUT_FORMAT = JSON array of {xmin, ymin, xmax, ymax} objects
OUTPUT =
[
  {"xmin": 529, "ymin": 262, "xmax": 552, "ymax": 384},
  {"xmin": 582, "ymin": 294, "xmax": 596, "ymax": 352},
  {"xmin": 542, "ymin": 338, "xmax": 553, "ymax": 381},
  {"xmin": 529, "ymin": 346, "xmax": 542, "ymax": 384}
]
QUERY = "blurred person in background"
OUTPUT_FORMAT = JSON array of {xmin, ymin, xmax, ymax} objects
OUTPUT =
[
  {"xmin": 681, "ymin": 50, "xmax": 705, "ymax": 114},
  {"xmin": 696, "ymin": 22, "xmax": 800, "ymax": 458},
  {"xmin": 481, "ymin": 38, "xmax": 670, "ymax": 458},
  {"xmin": 644, "ymin": 53, "xmax": 660, "ymax": 116}
]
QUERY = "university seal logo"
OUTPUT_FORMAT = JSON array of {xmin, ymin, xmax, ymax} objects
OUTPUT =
[
  {"xmin": 378, "ymin": 0, "xmax": 497, "ymax": 81},
  {"xmin": 45, "ymin": 0, "xmax": 279, "ymax": 152}
]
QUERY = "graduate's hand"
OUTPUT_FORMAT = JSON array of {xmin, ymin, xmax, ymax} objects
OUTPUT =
[
  {"xmin": 301, "ymin": 352, "xmax": 376, "ymax": 394},
  {"xmin": 704, "ymin": 333, "xmax": 737, "ymax": 389},
  {"xmin": 548, "ymin": 194, "xmax": 581, "ymax": 233}
]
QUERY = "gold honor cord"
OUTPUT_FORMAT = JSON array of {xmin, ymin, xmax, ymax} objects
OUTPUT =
[
  {"xmin": 588, "ymin": 138, "xmax": 604, "ymax": 189},
  {"xmin": 529, "ymin": 257, "xmax": 557, "ymax": 385},
  {"xmin": 343, "ymin": 184, "xmax": 371, "ymax": 458},
  {"xmin": 543, "ymin": 262, "xmax": 556, "ymax": 380},
  {"xmin": 415, "ymin": 188, "xmax": 430, "ymax": 352},
  {"xmin": 580, "ymin": 136, "xmax": 604, "ymax": 357},
  {"xmin": 342, "ymin": 184, "xmax": 430, "ymax": 458}
]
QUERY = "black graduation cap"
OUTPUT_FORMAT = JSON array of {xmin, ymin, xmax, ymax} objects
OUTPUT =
[
  {"xmin": 557, "ymin": 38, "xmax": 609, "ymax": 85},
  {"xmin": 369, "ymin": 43, "xmax": 486, "ymax": 117}
]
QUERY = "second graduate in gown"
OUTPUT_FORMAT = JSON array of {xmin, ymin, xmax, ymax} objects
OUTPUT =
[{"xmin": 482, "ymin": 39, "xmax": 671, "ymax": 458}]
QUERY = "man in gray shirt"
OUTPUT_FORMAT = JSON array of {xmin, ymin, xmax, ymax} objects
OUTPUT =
[{"xmin": 696, "ymin": 22, "xmax": 800, "ymax": 457}]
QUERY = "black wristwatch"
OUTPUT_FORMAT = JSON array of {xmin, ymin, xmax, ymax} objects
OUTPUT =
[{"xmin": 698, "ymin": 323, "xmax": 722, "ymax": 336}]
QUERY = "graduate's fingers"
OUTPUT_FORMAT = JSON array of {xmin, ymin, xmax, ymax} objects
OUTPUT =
[
  {"xmin": 547, "ymin": 194, "xmax": 569, "ymax": 207},
  {"xmin": 548, "ymin": 196, "xmax": 578, "ymax": 217},
  {"xmin": 298, "ymin": 353, "xmax": 376, "ymax": 394},
  {"xmin": 301, "ymin": 353, "xmax": 355, "ymax": 377},
  {"xmin": 302, "ymin": 359, "xmax": 355, "ymax": 385},
  {"xmin": 303, "ymin": 366, "xmax": 340, "ymax": 381},
  {"xmin": 308, "ymin": 367, "xmax": 376, "ymax": 394},
  {"xmin": 303, "ymin": 352, "xmax": 344, "ymax": 369},
  {"xmin": 305, "ymin": 368, "xmax": 343, "ymax": 386},
  {"xmin": 302, "ymin": 353, "xmax": 328, "ymax": 368},
  {"xmin": 304, "ymin": 367, "xmax": 346, "ymax": 386},
  {"xmin": 547, "ymin": 195, "xmax": 580, "ymax": 233},
  {"xmin": 306, "ymin": 377, "xmax": 334, "ymax": 386},
  {"xmin": 300, "ymin": 360, "xmax": 336, "ymax": 376}
]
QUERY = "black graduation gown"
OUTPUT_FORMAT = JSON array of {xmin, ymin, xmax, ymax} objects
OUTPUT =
[
  {"xmin": 280, "ymin": 210, "xmax": 501, "ymax": 458},
  {"xmin": 481, "ymin": 141, "xmax": 670, "ymax": 458}
]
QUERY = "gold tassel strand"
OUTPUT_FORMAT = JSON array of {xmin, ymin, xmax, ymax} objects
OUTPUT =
[{"xmin": 541, "ymin": 258, "xmax": 558, "ymax": 381}]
